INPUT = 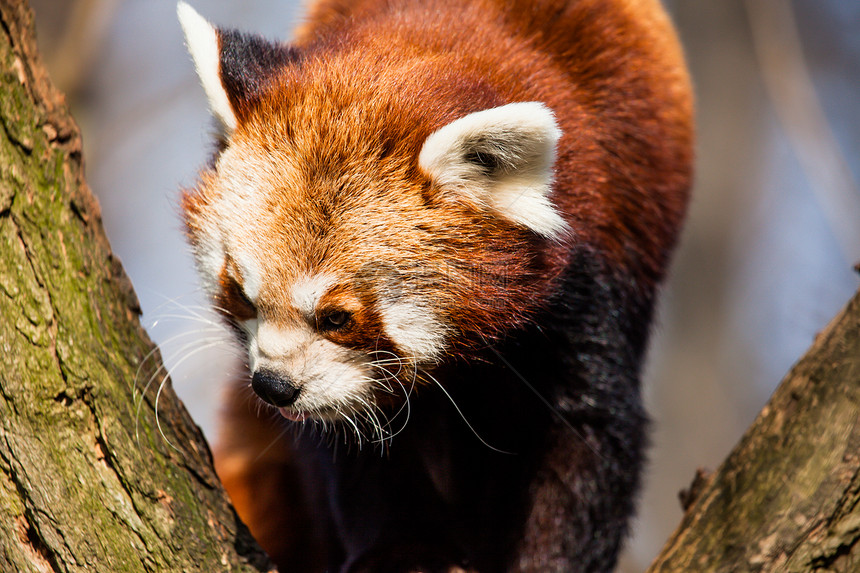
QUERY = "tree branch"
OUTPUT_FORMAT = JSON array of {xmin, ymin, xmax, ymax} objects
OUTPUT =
[
  {"xmin": 648, "ymin": 283, "xmax": 860, "ymax": 572},
  {"xmin": 0, "ymin": 0, "xmax": 274, "ymax": 570}
]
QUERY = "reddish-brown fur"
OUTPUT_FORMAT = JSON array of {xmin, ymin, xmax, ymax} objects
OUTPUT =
[
  {"xmin": 182, "ymin": 0, "xmax": 692, "ymax": 570},
  {"xmin": 293, "ymin": 0, "xmax": 693, "ymax": 274},
  {"xmin": 184, "ymin": 0, "xmax": 692, "ymax": 341}
]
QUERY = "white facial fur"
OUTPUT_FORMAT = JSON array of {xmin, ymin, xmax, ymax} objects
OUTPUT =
[
  {"xmin": 232, "ymin": 250, "xmax": 263, "ymax": 301},
  {"xmin": 379, "ymin": 300, "xmax": 447, "ymax": 363},
  {"xmin": 419, "ymin": 102, "xmax": 568, "ymax": 239},
  {"xmin": 186, "ymin": 142, "xmax": 275, "ymax": 301},
  {"xmin": 291, "ymin": 274, "xmax": 337, "ymax": 319},
  {"xmin": 177, "ymin": 2, "xmax": 238, "ymax": 133},
  {"xmin": 243, "ymin": 319, "xmax": 374, "ymax": 416}
]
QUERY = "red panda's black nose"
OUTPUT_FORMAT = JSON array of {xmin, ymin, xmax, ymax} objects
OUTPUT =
[{"xmin": 251, "ymin": 369, "xmax": 300, "ymax": 407}]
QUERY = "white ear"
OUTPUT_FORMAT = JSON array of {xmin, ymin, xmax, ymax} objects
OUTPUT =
[
  {"xmin": 418, "ymin": 102, "xmax": 567, "ymax": 239},
  {"xmin": 177, "ymin": 2, "xmax": 237, "ymax": 133}
]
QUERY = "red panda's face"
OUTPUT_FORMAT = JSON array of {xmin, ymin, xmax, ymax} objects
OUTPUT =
[
  {"xmin": 178, "ymin": 5, "xmax": 570, "ymax": 430},
  {"xmin": 185, "ymin": 129, "xmax": 452, "ymax": 422}
]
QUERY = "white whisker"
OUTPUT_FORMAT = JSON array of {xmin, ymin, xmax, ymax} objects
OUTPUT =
[
  {"xmin": 423, "ymin": 370, "xmax": 515, "ymax": 455},
  {"xmin": 370, "ymin": 363, "xmax": 417, "ymax": 445},
  {"xmin": 138, "ymin": 338, "xmax": 229, "ymax": 451}
]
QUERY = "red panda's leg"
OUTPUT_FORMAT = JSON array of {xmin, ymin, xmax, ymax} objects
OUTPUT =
[
  {"xmin": 513, "ymin": 404, "xmax": 647, "ymax": 572},
  {"xmin": 213, "ymin": 378, "xmax": 326, "ymax": 572}
]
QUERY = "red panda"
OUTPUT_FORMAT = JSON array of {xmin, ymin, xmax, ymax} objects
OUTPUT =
[{"xmin": 177, "ymin": 0, "xmax": 692, "ymax": 571}]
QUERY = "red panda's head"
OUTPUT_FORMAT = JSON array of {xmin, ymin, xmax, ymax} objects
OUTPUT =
[{"xmin": 178, "ymin": 4, "xmax": 570, "ymax": 430}]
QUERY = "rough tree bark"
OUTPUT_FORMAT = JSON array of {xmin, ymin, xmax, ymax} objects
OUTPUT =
[
  {"xmin": 0, "ymin": 0, "xmax": 273, "ymax": 571},
  {"xmin": 0, "ymin": 0, "xmax": 858, "ymax": 571},
  {"xmin": 648, "ymin": 284, "xmax": 860, "ymax": 572}
]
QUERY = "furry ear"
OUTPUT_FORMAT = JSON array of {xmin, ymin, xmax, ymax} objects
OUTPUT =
[
  {"xmin": 419, "ymin": 102, "xmax": 567, "ymax": 239},
  {"xmin": 177, "ymin": 2, "xmax": 297, "ymax": 135}
]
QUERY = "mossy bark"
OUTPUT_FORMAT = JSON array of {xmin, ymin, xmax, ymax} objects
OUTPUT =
[
  {"xmin": 0, "ymin": 0, "xmax": 274, "ymax": 571},
  {"xmin": 648, "ymin": 285, "xmax": 860, "ymax": 572},
  {"xmin": 2, "ymin": 0, "xmax": 859, "ymax": 571}
]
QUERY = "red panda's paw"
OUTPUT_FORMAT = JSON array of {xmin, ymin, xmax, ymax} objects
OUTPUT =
[{"xmin": 347, "ymin": 542, "xmax": 478, "ymax": 573}]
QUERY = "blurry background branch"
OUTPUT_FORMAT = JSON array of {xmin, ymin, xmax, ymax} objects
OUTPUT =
[
  {"xmin": 745, "ymin": 0, "xmax": 860, "ymax": 260},
  {"xmin": 30, "ymin": 0, "xmax": 117, "ymax": 97}
]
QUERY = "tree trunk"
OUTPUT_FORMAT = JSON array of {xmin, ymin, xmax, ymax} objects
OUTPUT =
[
  {"xmin": 0, "ymin": 0, "xmax": 273, "ymax": 570},
  {"xmin": 2, "ymin": 0, "xmax": 859, "ymax": 571},
  {"xmin": 648, "ymin": 283, "xmax": 860, "ymax": 572}
]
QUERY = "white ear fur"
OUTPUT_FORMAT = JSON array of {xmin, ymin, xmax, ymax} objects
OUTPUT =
[
  {"xmin": 177, "ymin": 2, "xmax": 237, "ymax": 133},
  {"xmin": 418, "ymin": 102, "xmax": 567, "ymax": 239}
]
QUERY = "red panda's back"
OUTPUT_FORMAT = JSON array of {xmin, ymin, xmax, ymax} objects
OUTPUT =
[{"xmin": 294, "ymin": 0, "xmax": 693, "ymax": 289}]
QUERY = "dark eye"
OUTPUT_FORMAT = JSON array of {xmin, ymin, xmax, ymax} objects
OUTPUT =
[
  {"xmin": 217, "ymin": 277, "xmax": 256, "ymax": 321},
  {"xmin": 234, "ymin": 284, "xmax": 255, "ymax": 312},
  {"xmin": 318, "ymin": 309, "xmax": 351, "ymax": 331}
]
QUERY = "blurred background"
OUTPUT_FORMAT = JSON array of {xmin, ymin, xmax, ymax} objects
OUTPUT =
[{"xmin": 28, "ymin": 0, "xmax": 860, "ymax": 569}]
